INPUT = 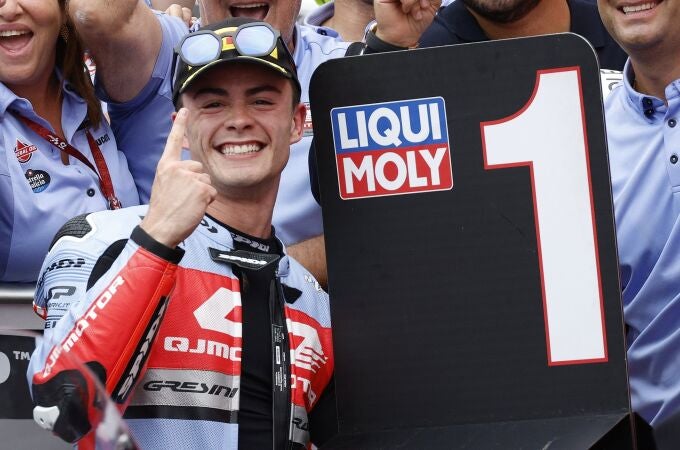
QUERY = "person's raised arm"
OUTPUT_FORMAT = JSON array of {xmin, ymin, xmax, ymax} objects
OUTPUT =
[{"xmin": 67, "ymin": 0, "xmax": 163, "ymax": 102}]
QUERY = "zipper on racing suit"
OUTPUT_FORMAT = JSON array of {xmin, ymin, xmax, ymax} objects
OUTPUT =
[{"xmin": 270, "ymin": 272, "xmax": 292, "ymax": 449}]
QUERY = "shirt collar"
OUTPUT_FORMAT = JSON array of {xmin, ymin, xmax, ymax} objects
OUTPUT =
[
  {"xmin": 59, "ymin": 71, "xmax": 86, "ymax": 105},
  {"xmin": 622, "ymin": 59, "xmax": 672, "ymax": 122},
  {"xmin": 305, "ymin": 2, "xmax": 334, "ymax": 26},
  {"xmin": 0, "ymin": 82, "xmax": 29, "ymax": 117},
  {"xmin": 443, "ymin": 1, "xmax": 488, "ymax": 43},
  {"xmin": 198, "ymin": 213, "xmax": 291, "ymax": 276},
  {"xmin": 0, "ymin": 69, "xmax": 84, "ymax": 118},
  {"xmin": 303, "ymin": 2, "xmax": 340, "ymax": 38}
]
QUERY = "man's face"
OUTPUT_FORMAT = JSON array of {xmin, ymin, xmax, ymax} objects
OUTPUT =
[
  {"xmin": 198, "ymin": 0, "xmax": 302, "ymax": 49},
  {"xmin": 181, "ymin": 63, "xmax": 305, "ymax": 196},
  {"xmin": 462, "ymin": 0, "xmax": 541, "ymax": 23},
  {"xmin": 597, "ymin": 0, "xmax": 680, "ymax": 56}
]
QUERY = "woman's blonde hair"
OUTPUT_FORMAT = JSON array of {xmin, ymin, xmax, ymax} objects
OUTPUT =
[{"xmin": 56, "ymin": 1, "xmax": 103, "ymax": 127}]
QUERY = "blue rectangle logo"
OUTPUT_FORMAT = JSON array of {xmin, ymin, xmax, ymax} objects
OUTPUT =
[{"xmin": 330, "ymin": 97, "xmax": 453, "ymax": 199}]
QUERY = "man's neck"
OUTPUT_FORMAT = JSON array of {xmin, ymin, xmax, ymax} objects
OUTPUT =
[
  {"xmin": 322, "ymin": 0, "xmax": 374, "ymax": 42},
  {"xmin": 629, "ymin": 48, "xmax": 680, "ymax": 102},
  {"xmin": 206, "ymin": 186, "xmax": 278, "ymax": 240},
  {"xmin": 286, "ymin": 27, "xmax": 296, "ymax": 55},
  {"xmin": 468, "ymin": 0, "xmax": 570, "ymax": 41}
]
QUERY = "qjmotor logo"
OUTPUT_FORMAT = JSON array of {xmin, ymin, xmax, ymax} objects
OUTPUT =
[{"xmin": 331, "ymin": 97, "xmax": 453, "ymax": 199}]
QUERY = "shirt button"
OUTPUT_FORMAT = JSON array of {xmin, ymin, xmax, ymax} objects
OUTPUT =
[
  {"xmin": 86, "ymin": 188, "xmax": 96, "ymax": 197},
  {"xmin": 643, "ymin": 97, "xmax": 653, "ymax": 106},
  {"xmin": 671, "ymin": 155, "xmax": 678, "ymax": 164},
  {"xmin": 669, "ymin": 118, "xmax": 677, "ymax": 128}
]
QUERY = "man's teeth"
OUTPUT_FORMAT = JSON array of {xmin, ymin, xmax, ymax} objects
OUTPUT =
[
  {"xmin": 220, "ymin": 143, "xmax": 262, "ymax": 155},
  {"xmin": 0, "ymin": 30, "xmax": 30, "ymax": 37},
  {"xmin": 622, "ymin": 2, "xmax": 656, "ymax": 13},
  {"xmin": 233, "ymin": 3, "xmax": 267, "ymax": 8}
]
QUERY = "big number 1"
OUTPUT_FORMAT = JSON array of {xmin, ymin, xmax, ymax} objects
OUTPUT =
[{"xmin": 481, "ymin": 68, "xmax": 607, "ymax": 365}]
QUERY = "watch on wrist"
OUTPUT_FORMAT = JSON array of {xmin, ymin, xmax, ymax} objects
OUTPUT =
[{"xmin": 364, "ymin": 22, "xmax": 410, "ymax": 53}]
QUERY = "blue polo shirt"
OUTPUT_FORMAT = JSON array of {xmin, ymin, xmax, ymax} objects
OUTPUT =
[
  {"xmin": 273, "ymin": 25, "xmax": 349, "ymax": 244},
  {"xmin": 303, "ymin": 2, "xmax": 340, "ymax": 39},
  {"xmin": 98, "ymin": 13, "xmax": 349, "ymax": 245},
  {"xmin": 0, "ymin": 78, "xmax": 139, "ymax": 282},
  {"xmin": 605, "ymin": 60, "xmax": 680, "ymax": 425},
  {"xmin": 420, "ymin": 0, "xmax": 628, "ymax": 70}
]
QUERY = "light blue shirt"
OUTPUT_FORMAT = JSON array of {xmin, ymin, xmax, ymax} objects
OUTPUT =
[
  {"xmin": 0, "ymin": 77, "xmax": 139, "ymax": 282},
  {"xmin": 99, "ymin": 14, "xmax": 349, "ymax": 245},
  {"xmin": 605, "ymin": 60, "xmax": 680, "ymax": 425},
  {"xmin": 302, "ymin": 2, "xmax": 340, "ymax": 39},
  {"xmin": 274, "ymin": 24, "xmax": 349, "ymax": 244}
]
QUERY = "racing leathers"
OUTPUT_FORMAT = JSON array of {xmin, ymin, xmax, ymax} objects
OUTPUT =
[{"xmin": 27, "ymin": 205, "xmax": 333, "ymax": 449}]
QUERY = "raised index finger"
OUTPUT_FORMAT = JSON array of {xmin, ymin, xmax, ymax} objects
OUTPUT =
[{"xmin": 161, "ymin": 107, "xmax": 188, "ymax": 163}]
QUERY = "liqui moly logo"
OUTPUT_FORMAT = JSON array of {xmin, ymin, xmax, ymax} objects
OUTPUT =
[{"xmin": 331, "ymin": 97, "xmax": 453, "ymax": 199}]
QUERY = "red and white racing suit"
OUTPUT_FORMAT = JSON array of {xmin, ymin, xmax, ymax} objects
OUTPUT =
[{"xmin": 28, "ymin": 205, "xmax": 333, "ymax": 449}]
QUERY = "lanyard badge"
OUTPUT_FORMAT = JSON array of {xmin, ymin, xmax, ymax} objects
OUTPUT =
[{"xmin": 19, "ymin": 116, "xmax": 122, "ymax": 210}]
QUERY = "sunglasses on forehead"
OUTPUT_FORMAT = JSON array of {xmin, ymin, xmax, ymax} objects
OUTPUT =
[
  {"xmin": 175, "ymin": 22, "xmax": 284, "ymax": 67},
  {"xmin": 172, "ymin": 22, "xmax": 297, "ymax": 104}
]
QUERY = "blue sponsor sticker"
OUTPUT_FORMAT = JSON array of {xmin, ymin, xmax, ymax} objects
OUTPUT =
[
  {"xmin": 25, "ymin": 169, "xmax": 50, "ymax": 193},
  {"xmin": 330, "ymin": 97, "xmax": 453, "ymax": 200}
]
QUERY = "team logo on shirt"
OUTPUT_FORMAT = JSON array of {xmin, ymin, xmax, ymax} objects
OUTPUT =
[
  {"xmin": 331, "ymin": 97, "xmax": 453, "ymax": 200},
  {"xmin": 25, "ymin": 169, "xmax": 51, "ymax": 193},
  {"xmin": 95, "ymin": 133, "xmax": 111, "ymax": 146},
  {"xmin": 14, "ymin": 139, "xmax": 38, "ymax": 164}
]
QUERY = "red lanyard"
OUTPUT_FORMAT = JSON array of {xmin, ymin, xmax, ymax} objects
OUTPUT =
[{"xmin": 19, "ymin": 116, "xmax": 122, "ymax": 210}]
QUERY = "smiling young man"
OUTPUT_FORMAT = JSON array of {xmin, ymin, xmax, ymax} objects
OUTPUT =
[
  {"xmin": 28, "ymin": 19, "xmax": 333, "ymax": 449},
  {"xmin": 64, "ymin": 0, "xmax": 349, "ymax": 289},
  {"xmin": 597, "ymin": 0, "xmax": 680, "ymax": 428},
  {"xmin": 66, "ymin": 0, "xmax": 437, "ymax": 288}
]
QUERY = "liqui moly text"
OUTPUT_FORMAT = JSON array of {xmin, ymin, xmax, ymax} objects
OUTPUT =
[{"xmin": 331, "ymin": 97, "xmax": 453, "ymax": 199}]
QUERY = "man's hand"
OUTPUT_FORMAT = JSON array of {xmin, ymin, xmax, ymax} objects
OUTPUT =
[
  {"xmin": 374, "ymin": 0, "xmax": 441, "ymax": 48},
  {"xmin": 140, "ymin": 108, "xmax": 217, "ymax": 248},
  {"xmin": 164, "ymin": 4, "xmax": 195, "ymax": 28}
]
